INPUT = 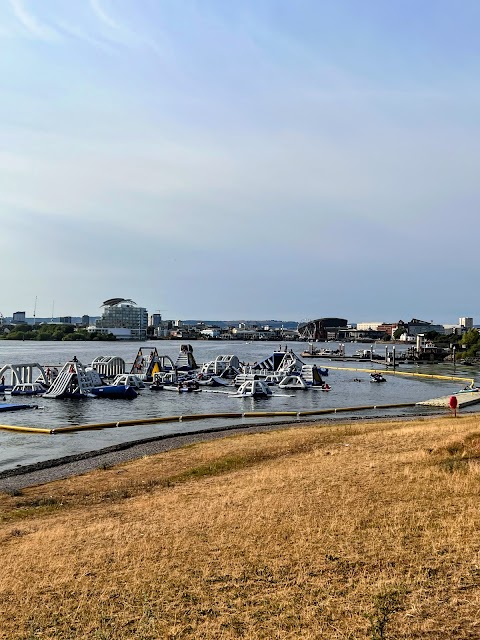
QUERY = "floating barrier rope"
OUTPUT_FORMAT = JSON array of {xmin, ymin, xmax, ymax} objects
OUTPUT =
[{"xmin": 0, "ymin": 402, "xmax": 418, "ymax": 435}]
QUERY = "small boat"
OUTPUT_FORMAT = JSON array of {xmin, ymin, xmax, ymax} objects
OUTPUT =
[
  {"xmin": 370, "ymin": 373, "xmax": 386, "ymax": 383},
  {"xmin": 90, "ymin": 385, "xmax": 138, "ymax": 399}
]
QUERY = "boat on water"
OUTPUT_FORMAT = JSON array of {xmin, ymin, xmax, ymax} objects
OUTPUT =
[
  {"xmin": 300, "ymin": 343, "xmax": 342, "ymax": 359},
  {"xmin": 370, "ymin": 373, "xmax": 387, "ymax": 383}
]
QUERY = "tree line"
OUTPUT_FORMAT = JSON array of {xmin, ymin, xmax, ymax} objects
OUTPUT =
[{"xmin": 0, "ymin": 324, "xmax": 116, "ymax": 341}]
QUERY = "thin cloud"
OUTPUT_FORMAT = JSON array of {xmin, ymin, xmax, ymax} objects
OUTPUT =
[
  {"xmin": 56, "ymin": 20, "xmax": 117, "ymax": 54},
  {"xmin": 8, "ymin": 0, "xmax": 60, "ymax": 41},
  {"xmin": 89, "ymin": 0, "xmax": 121, "ymax": 31},
  {"xmin": 88, "ymin": 0, "xmax": 164, "ymax": 57}
]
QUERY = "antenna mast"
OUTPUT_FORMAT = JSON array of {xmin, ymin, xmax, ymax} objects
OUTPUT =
[{"xmin": 33, "ymin": 296, "xmax": 37, "ymax": 326}]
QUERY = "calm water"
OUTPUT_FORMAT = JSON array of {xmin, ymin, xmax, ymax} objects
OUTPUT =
[{"xmin": 0, "ymin": 340, "xmax": 477, "ymax": 472}]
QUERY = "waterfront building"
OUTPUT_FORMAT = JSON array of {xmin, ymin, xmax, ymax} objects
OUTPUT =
[
  {"xmin": 356, "ymin": 322, "xmax": 383, "ymax": 331},
  {"xmin": 200, "ymin": 328, "xmax": 221, "ymax": 339},
  {"xmin": 406, "ymin": 319, "xmax": 445, "ymax": 337},
  {"xmin": 377, "ymin": 322, "xmax": 398, "ymax": 337},
  {"xmin": 81, "ymin": 315, "xmax": 90, "ymax": 326},
  {"xmin": 95, "ymin": 298, "xmax": 148, "ymax": 340},
  {"xmin": 59, "ymin": 316, "xmax": 72, "ymax": 324},
  {"xmin": 12, "ymin": 311, "xmax": 26, "ymax": 324},
  {"xmin": 297, "ymin": 318, "xmax": 348, "ymax": 342}
]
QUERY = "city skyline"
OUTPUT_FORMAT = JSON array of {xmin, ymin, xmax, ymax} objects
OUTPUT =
[
  {"xmin": 0, "ymin": 304, "xmax": 475, "ymax": 328},
  {"xmin": 2, "ymin": 1, "xmax": 480, "ymax": 321}
]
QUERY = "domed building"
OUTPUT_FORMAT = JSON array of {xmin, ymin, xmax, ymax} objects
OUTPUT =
[{"xmin": 95, "ymin": 298, "xmax": 148, "ymax": 340}]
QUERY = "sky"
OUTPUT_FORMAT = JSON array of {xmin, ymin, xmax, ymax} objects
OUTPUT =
[{"xmin": 1, "ymin": 0, "xmax": 479, "ymax": 324}]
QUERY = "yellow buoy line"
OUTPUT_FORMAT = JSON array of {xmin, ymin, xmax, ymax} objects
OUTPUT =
[{"xmin": 0, "ymin": 402, "xmax": 418, "ymax": 435}]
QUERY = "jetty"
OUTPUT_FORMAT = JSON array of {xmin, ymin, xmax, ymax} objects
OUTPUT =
[{"xmin": 417, "ymin": 390, "xmax": 480, "ymax": 408}]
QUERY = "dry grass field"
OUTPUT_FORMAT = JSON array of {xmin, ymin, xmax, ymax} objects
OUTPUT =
[{"xmin": 1, "ymin": 414, "xmax": 480, "ymax": 639}]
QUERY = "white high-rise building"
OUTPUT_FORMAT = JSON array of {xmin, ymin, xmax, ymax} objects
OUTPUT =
[{"xmin": 95, "ymin": 298, "xmax": 148, "ymax": 340}]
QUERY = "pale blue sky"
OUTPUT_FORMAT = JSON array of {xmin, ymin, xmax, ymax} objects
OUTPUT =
[{"xmin": 1, "ymin": 0, "xmax": 479, "ymax": 323}]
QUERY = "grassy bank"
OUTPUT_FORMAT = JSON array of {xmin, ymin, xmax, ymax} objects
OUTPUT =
[{"xmin": 1, "ymin": 415, "xmax": 480, "ymax": 639}]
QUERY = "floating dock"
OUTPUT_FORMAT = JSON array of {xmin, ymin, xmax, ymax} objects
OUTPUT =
[
  {"xmin": 0, "ymin": 403, "xmax": 38, "ymax": 413},
  {"xmin": 417, "ymin": 391, "xmax": 480, "ymax": 408}
]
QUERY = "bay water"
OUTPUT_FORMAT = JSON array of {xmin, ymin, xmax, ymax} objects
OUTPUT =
[{"xmin": 0, "ymin": 340, "xmax": 476, "ymax": 473}]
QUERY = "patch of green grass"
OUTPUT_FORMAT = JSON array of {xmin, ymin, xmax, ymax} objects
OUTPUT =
[{"xmin": 367, "ymin": 587, "xmax": 405, "ymax": 640}]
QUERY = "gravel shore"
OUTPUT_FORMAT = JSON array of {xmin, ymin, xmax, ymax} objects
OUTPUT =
[
  {"xmin": 0, "ymin": 411, "xmax": 437, "ymax": 493},
  {"xmin": 0, "ymin": 419, "xmax": 309, "ymax": 493}
]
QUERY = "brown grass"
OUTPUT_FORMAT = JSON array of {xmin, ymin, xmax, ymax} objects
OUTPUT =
[{"xmin": 1, "ymin": 415, "xmax": 480, "ymax": 639}]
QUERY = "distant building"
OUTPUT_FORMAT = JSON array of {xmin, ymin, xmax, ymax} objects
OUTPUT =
[
  {"xmin": 298, "ymin": 318, "xmax": 348, "ymax": 341},
  {"xmin": 356, "ymin": 322, "xmax": 382, "ymax": 331},
  {"xmin": 377, "ymin": 322, "xmax": 398, "ymax": 337},
  {"xmin": 12, "ymin": 311, "xmax": 26, "ymax": 324},
  {"xmin": 81, "ymin": 315, "xmax": 90, "ymax": 326},
  {"xmin": 95, "ymin": 298, "xmax": 148, "ymax": 340},
  {"xmin": 200, "ymin": 328, "xmax": 221, "ymax": 339},
  {"xmin": 59, "ymin": 316, "xmax": 72, "ymax": 324},
  {"xmin": 407, "ymin": 319, "xmax": 445, "ymax": 336},
  {"xmin": 459, "ymin": 317, "xmax": 473, "ymax": 329},
  {"xmin": 149, "ymin": 313, "xmax": 162, "ymax": 327}
]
